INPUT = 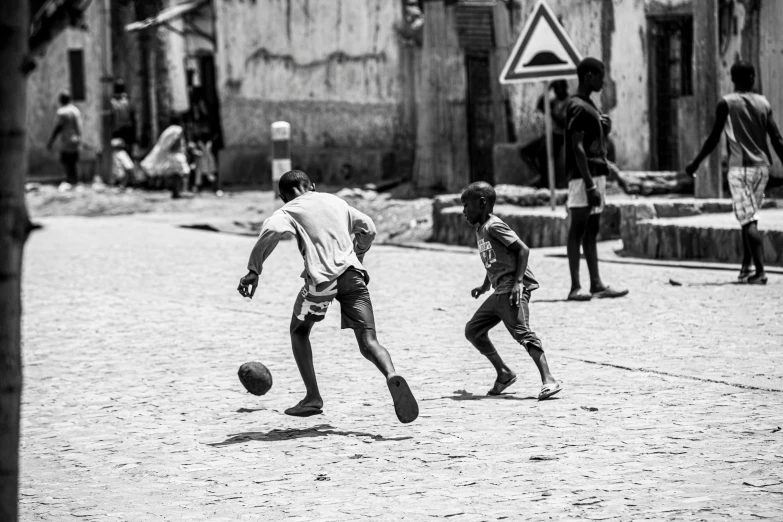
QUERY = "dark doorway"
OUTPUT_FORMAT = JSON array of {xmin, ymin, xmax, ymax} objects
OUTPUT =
[
  {"xmin": 648, "ymin": 15, "xmax": 694, "ymax": 170},
  {"xmin": 466, "ymin": 52, "xmax": 495, "ymax": 184},
  {"xmin": 186, "ymin": 53, "xmax": 223, "ymax": 149}
]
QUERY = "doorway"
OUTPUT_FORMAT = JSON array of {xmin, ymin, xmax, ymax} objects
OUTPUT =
[
  {"xmin": 466, "ymin": 52, "xmax": 495, "ymax": 184},
  {"xmin": 648, "ymin": 15, "xmax": 694, "ymax": 170}
]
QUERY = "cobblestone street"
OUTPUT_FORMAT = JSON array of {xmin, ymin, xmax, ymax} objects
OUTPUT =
[{"xmin": 18, "ymin": 214, "xmax": 783, "ymax": 521}]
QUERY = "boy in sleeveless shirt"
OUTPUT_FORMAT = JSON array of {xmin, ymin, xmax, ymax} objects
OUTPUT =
[{"xmin": 686, "ymin": 62, "xmax": 783, "ymax": 284}]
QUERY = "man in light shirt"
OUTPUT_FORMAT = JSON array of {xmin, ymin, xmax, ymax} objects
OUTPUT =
[{"xmin": 47, "ymin": 91, "xmax": 82, "ymax": 186}]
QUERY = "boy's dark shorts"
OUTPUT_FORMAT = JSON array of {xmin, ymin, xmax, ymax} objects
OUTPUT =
[
  {"xmin": 465, "ymin": 288, "xmax": 543, "ymax": 353},
  {"xmin": 293, "ymin": 268, "xmax": 375, "ymax": 330}
]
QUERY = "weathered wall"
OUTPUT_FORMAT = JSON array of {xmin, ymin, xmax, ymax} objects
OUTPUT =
[
  {"xmin": 27, "ymin": 1, "xmax": 104, "ymax": 180},
  {"xmin": 215, "ymin": 0, "xmax": 411, "ymax": 185},
  {"xmin": 507, "ymin": 0, "xmax": 760, "ymax": 172}
]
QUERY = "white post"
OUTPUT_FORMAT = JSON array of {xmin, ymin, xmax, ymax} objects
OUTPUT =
[
  {"xmin": 271, "ymin": 121, "xmax": 291, "ymax": 207},
  {"xmin": 543, "ymin": 81, "xmax": 556, "ymax": 211}
]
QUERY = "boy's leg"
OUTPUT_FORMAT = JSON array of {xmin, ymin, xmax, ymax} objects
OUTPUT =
[
  {"xmin": 286, "ymin": 314, "xmax": 324, "ymax": 416},
  {"xmin": 567, "ymin": 206, "xmax": 591, "ymax": 299},
  {"xmin": 354, "ymin": 328, "xmax": 395, "ymax": 377},
  {"xmin": 499, "ymin": 291, "xmax": 557, "ymax": 385},
  {"xmin": 465, "ymin": 295, "xmax": 516, "ymax": 391},
  {"xmin": 740, "ymin": 226, "xmax": 753, "ymax": 277},
  {"xmin": 744, "ymin": 221, "xmax": 766, "ymax": 279},
  {"xmin": 337, "ymin": 269, "xmax": 418, "ymax": 423},
  {"xmin": 582, "ymin": 212, "xmax": 606, "ymax": 293}
]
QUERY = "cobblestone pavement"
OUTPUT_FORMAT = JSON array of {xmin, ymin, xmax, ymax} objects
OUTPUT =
[{"xmin": 19, "ymin": 215, "xmax": 783, "ymax": 521}]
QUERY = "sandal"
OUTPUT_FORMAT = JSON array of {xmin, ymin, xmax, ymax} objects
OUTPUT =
[
  {"xmin": 567, "ymin": 289, "xmax": 593, "ymax": 301},
  {"xmin": 538, "ymin": 382, "xmax": 562, "ymax": 401},
  {"xmin": 284, "ymin": 402, "xmax": 323, "ymax": 417},
  {"xmin": 591, "ymin": 286, "xmax": 629, "ymax": 299},
  {"xmin": 738, "ymin": 267, "xmax": 754, "ymax": 283},
  {"xmin": 487, "ymin": 375, "xmax": 518, "ymax": 396},
  {"xmin": 387, "ymin": 375, "xmax": 419, "ymax": 424}
]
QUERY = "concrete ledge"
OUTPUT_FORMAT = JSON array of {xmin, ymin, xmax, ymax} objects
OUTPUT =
[
  {"xmin": 626, "ymin": 210, "xmax": 783, "ymax": 266},
  {"xmin": 432, "ymin": 204, "xmax": 618, "ymax": 248},
  {"xmin": 432, "ymin": 193, "xmax": 783, "ymax": 264}
]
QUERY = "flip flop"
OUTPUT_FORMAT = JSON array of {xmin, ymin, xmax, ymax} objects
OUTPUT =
[
  {"xmin": 284, "ymin": 402, "xmax": 323, "ymax": 417},
  {"xmin": 538, "ymin": 382, "xmax": 562, "ymax": 401},
  {"xmin": 591, "ymin": 286, "xmax": 629, "ymax": 299},
  {"xmin": 387, "ymin": 375, "xmax": 419, "ymax": 424},
  {"xmin": 487, "ymin": 375, "xmax": 518, "ymax": 396},
  {"xmin": 567, "ymin": 289, "xmax": 592, "ymax": 301}
]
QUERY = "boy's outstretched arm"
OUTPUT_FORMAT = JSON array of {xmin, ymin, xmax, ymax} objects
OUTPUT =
[
  {"xmin": 766, "ymin": 110, "xmax": 783, "ymax": 164},
  {"xmin": 685, "ymin": 100, "xmax": 729, "ymax": 176},
  {"xmin": 508, "ymin": 240, "xmax": 530, "ymax": 307},
  {"xmin": 348, "ymin": 206, "xmax": 377, "ymax": 261},
  {"xmin": 238, "ymin": 214, "xmax": 295, "ymax": 298}
]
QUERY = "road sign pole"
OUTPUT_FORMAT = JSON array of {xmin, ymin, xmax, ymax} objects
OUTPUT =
[{"xmin": 543, "ymin": 81, "xmax": 556, "ymax": 211}]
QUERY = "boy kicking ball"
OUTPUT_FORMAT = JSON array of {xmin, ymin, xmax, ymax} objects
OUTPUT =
[
  {"xmin": 237, "ymin": 170, "xmax": 419, "ymax": 424},
  {"xmin": 461, "ymin": 182, "xmax": 562, "ymax": 401}
]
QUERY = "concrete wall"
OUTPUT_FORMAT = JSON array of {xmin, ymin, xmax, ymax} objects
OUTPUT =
[
  {"xmin": 27, "ymin": 1, "xmax": 104, "ymax": 180},
  {"xmin": 214, "ymin": 0, "xmax": 411, "ymax": 186},
  {"xmin": 507, "ymin": 0, "xmax": 763, "ymax": 172}
]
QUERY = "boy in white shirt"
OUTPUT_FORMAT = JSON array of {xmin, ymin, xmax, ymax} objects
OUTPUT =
[{"xmin": 237, "ymin": 170, "xmax": 418, "ymax": 423}]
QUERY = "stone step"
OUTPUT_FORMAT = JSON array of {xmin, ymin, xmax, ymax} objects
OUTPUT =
[
  {"xmin": 624, "ymin": 210, "xmax": 783, "ymax": 266},
  {"xmin": 431, "ymin": 194, "xmax": 783, "ymax": 266}
]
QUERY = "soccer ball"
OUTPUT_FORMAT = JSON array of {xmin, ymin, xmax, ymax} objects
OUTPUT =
[{"xmin": 238, "ymin": 362, "xmax": 273, "ymax": 396}]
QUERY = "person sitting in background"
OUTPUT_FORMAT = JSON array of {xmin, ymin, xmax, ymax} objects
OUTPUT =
[
  {"xmin": 140, "ymin": 125, "xmax": 190, "ymax": 199},
  {"xmin": 111, "ymin": 138, "xmax": 135, "ymax": 187}
]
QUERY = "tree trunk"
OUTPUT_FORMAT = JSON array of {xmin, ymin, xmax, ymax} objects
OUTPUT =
[{"xmin": 0, "ymin": 1, "xmax": 32, "ymax": 519}]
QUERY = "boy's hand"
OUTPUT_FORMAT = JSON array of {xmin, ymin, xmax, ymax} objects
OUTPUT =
[
  {"xmin": 586, "ymin": 185, "xmax": 602, "ymax": 207},
  {"xmin": 237, "ymin": 271, "xmax": 259, "ymax": 298},
  {"xmin": 510, "ymin": 282, "xmax": 522, "ymax": 307},
  {"xmin": 684, "ymin": 161, "xmax": 699, "ymax": 177},
  {"xmin": 471, "ymin": 286, "xmax": 487, "ymax": 299}
]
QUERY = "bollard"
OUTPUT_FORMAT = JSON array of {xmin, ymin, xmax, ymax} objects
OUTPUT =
[{"xmin": 271, "ymin": 121, "xmax": 291, "ymax": 207}]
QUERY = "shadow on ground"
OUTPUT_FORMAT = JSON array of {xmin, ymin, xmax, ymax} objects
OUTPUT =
[
  {"xmin": 423, "ymin": 389, "xmax": 537, "ymax": 402},
  {"xmin": 208, "ymin": 424, "xmax": 414, "ymax": 446}
]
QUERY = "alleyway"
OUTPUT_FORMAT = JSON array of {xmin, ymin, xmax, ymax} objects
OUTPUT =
[{"xmin": 19, "ymin": 215, "xmax": 783, "ymax": 521}]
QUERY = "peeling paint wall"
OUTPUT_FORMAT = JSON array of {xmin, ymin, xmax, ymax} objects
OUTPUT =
[
  {"xmin": 27, "ymin": 1, "xmax": 105, "ymax": 179},
  {"xmin": 507, "ymin": 0, "xmax": 761, "ymax": 171},
  {"xmin": 215, "ymin": 0, "xmax": 409, "ymax": 184}
]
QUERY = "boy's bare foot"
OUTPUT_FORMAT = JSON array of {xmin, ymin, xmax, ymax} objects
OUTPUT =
[
  {"xmin": 487, "ymin": 371, "xmax": 517, "ymax": 395},
  {"xmin": 284, "ymin": 397, "xmax": 324, "ymax": 417},
  {"xmin": 387, "ymin": 375, "xmax": 418, "ymax": 424}
]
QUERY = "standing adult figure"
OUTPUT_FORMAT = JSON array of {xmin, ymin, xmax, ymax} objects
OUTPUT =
[
  {"xmin": 564, "ymin": 58, "xmax": 628, "ymax": 301},
  {"xmin": 111, "ymin": 80, "xmax": 136, "ymax": 153},
  {"xmin": 46, "ymin": 90, "xmax": 82, "ymax": 186},
  {"xmin": 686, "ymin": 61, "xmax": 783, "ymax": 285}
]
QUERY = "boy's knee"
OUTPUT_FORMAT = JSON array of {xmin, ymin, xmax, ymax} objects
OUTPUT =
[
  {"xmin": 464, "ymin": 324, "xmax": 478, "ymax": 343},
  {"xmin": 290, "ymin": 319, "xmax": 311, "ymax": 337}
]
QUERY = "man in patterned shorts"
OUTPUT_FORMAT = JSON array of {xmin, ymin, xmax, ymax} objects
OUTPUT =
[
  {"xmin": 237, "ymin": 170, "xmax": 418, "ymax": 423},
  {"xmin": 686, "ymin": 61, "xmax": 783, "ymax": 285}
]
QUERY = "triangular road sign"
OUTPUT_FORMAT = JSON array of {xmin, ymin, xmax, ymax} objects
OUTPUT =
[{"xmin": 499, "ymin": 0, "xmax": 583, "ymax": 84}]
